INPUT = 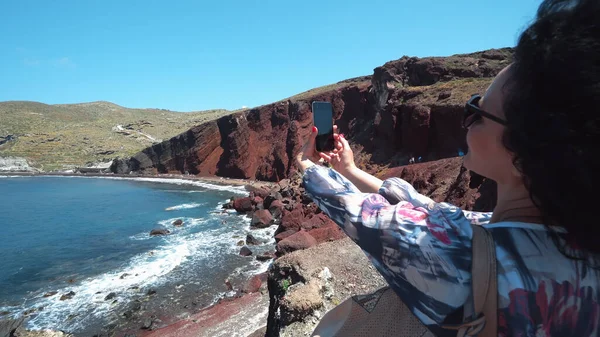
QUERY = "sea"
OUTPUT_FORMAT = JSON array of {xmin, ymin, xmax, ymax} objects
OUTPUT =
[{"xmin": 0, "ymin": 175, "xmax": 276, "ymax": 335}]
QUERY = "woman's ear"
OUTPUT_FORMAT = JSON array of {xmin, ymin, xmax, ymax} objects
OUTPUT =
[{"xmin": 511, "ymin": 158, "xmax": 523, "ymax": 178}]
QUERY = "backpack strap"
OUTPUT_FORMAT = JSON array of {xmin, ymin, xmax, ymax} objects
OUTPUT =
[
  {"xmin": 471, "ymin": 224, "xmax": 497, "ymax": 337},
  {"xmin": 442, "ymin": 224, "xmax": 497, "ymax": 336}
]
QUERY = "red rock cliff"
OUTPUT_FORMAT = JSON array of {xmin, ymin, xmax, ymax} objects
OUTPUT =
[{"xmin": 111, "ymin": 48, "xmax": 512, "ymax": 209}]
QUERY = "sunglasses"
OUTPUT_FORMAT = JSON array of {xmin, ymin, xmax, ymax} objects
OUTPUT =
[{"xmin": 463, "ymin": 94, "xmax": 507, "ymax": 128}]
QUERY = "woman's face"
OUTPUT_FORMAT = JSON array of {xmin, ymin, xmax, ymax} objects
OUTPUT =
[{"xmin": 463, "ymin": 66, "xmax": 520, "ymax": 185}]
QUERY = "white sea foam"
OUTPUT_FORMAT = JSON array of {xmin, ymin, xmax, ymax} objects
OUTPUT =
[
  {"xmin": 128, "ymin": 217, "xmax": 209, "ymax": 241},
  {"xmin": 165, "ymin": 202, "xmax": 206, "ymax": 211},
  {"xmin": 26, "ymin": 236, "xmax": 192, "ymax": 331},
  {"xmin": 88, "ymin": 176, "xmax": 249, "ymax": 195},
  {"xmin": 39, "ymin": 175, "xmax": 249, "ymax": 195},
  {"xmin": 16, "ymin": 186, "xmax": 274, "ymax": 333},
  {"xmin": 25, "ymin": 215, "xmax": 250, "ymax": 332}
]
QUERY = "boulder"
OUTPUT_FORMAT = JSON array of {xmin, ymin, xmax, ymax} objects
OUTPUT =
[
  {"xmin": 251, "ymin": 209, "xmax": 273, "ymax": 228},
  {"xmin": 274, "ymin": 229, "xmax": 297, "ymax": 243},
  {"xmin": 276, "ymin": 231, "xmax": 317, "ymax": 255},
  {"xmin": 222, "ymin": 198, "xmax": 235, "ymax": 209},
  {"xmin": 256, "ymin": 251, "xmax": 276, "ymax": 262},
  {"xmin": 236, "ymin": 240, "xmax": 245, "ymax": 246},
  {"xmin": 59, "ymin": 291, "xmax": 75, "ymax": 301},
  {"xmin": 268, "ymin": 199, "xmax": 285, "ymax": 219},
  {"xmin": 307, "ymin": 223, "xmax": 346, "ymax": 244},
  {"xmin": 233, "ymin": 197, "xmax": 253, "ymax": 213},
  {"xmin": 22, "ymin": 307, "xmax": 42, "ymax": 316},
  {"xmin": 278, "ymin": 206, "xmax": 305, "ymax": 232},
  {"xmin": 263, "ymin": 192, "xmax": 283, "ymax": 210},
  {"xmin": 43, "ymin": 291, "xmax": 58, "ymax": 298},
  {"xmin": 172, "ymin": 219, "xmax": 183, "ymax": 227},
  {"xmin": 239, "ymin": 246, "xmax": 253, "ymax": 256},
  {"xmin": 244, "ymin": 273, "xmax": 267, "ymax": 293},
  {"xmin": 150, "ymin": 229, "xmax": 170, "ymax": 236},
  {"xmin": 104, "ymin": 292, "xmax": 117, "ymax": 301},
  {"xmin": 249, "ymin": 186, "xmax": 270, "ymax": 199},
  {"xmin": 252, "ymin": 196, "xmax": 264, "ymax": 210},
  {"xmin": 246, "ymin": 234, "xmax": 261, "ymax": 246}
]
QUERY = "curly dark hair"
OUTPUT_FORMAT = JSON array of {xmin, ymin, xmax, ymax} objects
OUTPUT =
[{"xmin": 502, "ymin": 0, "xmax": 600, "ymax": 256}]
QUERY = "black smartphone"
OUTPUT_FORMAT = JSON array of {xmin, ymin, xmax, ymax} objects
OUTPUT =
[{"xmin": 312, "ymin": 101, "xmax": 335, "ymax": 152}]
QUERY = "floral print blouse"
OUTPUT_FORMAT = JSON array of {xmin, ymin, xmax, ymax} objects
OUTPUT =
[{"xmin": 302, "ymin": 165, "xmax": 600, "ymax": 337}]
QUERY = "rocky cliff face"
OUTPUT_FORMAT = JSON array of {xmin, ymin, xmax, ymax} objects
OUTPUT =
[{"xmin": 112, "ymin": 48, "xmax": 512, "ymax": 185}]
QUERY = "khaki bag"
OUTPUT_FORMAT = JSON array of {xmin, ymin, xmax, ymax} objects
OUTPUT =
[{"xmin": 311, "ymin": 224, "xmax": 497, "ymax": 337}]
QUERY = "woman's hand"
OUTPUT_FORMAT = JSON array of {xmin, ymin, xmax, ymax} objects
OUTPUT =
[
  {"xmin": 319, "ymin": 125, "xmax": 357, "ymax": 175},
  {"xmin": 295, "ymin": 126, "xmax": 320, "ymax": 173}
]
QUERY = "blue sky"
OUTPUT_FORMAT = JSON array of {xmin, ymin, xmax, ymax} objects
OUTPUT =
[{"xmin": 0, "ymin": 0, "xmax": 540, "ymax": 112}]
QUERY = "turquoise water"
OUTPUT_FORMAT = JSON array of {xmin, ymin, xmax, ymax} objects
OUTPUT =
[{"xmin": 0, "ymin": 176, "xmax": 275, "ymax": 333}]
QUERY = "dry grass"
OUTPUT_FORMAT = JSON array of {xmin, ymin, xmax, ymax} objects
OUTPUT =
[
  {"xmin": 402, "ymin": 77, "xmax": 493, "ymax": 106},
  {"xmin": 283, "ymin": 77, "xmax": 371, "ymax": 102},
  {"xmin": 0, "ymin": 101, "xmax": 239, "ymax": 171}
]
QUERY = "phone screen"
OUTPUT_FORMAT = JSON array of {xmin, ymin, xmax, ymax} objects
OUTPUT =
[{"xmin": 312, "ymin": 101, "xmax": 335, "ymax": 152}]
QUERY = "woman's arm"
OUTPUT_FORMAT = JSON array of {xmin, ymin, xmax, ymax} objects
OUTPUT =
[
  {"xmin": 302, "ymin": 164, "xmax": 474, "ymax": 329},
  {"xmin": 295, "ymin": 126, "xmax": 473, "ymax": 330},
  {"xmin": 338, "ymin": 165, "xmax": 383, "ymax": 193},
  {"xmin": 318, "ymin": 131, "xmax": 383, "ymax": 193}
]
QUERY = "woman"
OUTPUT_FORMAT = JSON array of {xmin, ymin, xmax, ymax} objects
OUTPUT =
[{"xmin": 295, "ymin": 0, "xmax": 600, "ymax": 336}]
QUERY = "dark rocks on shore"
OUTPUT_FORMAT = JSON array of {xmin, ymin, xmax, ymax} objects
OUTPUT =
[
  {"xmin": 120, "ymin": 273, "xmax": 130, "ymax": 279},
  {"xmin": 276, "ymin": 231, "xmax": 317, "ymax": 255},
  {"xmin": 43, "ymin": 291, "xmax": 58, "ymax": 297},
  {"xmin": 244, "ymin": 272, "xmax": 268, "ymax": 293},
  {"xmin": 236, "ymin": 240, "xmax": 245, "ymax": 246},
  {"xmin": 234, "ymin": 197, "xmax": 253, "ymax": 213},
  {"xmin": 172, "ymin": 219, "xmax": 183, "ymax": 227},
  {"xmin": 251, "ymin": 209, "xmax": 273, "ymax": 228},
  {"xmin": 263, "ymin": 192, "xmax": 282, "ymax": 210},
  {"xmin": 147, "ymin": 289, "xmax": 157, "ymax": 296},
  {"xmin": 59, "ymin": 291, "xmax": 76, "ymax": 301},
  {"xmin": 104, "ymin": 292, "xmax": 117, "ymax": 301},
  {"xmin": 256, "ymin": 251, "xmax": 276, "ymax": 262},
  {"xmin": 23, "ymin": 307, "xmax": 43, "ymax": 316},
  {"xmin": 223, "ymin": 197, "xmax": 235, "ymax": 209},
  {"xmin": 251, "ymin": 196, "xmax": 264, "ymax": 210},
  {"xmin": 150, "ymin": 228, "xmax": 170, "ymax": 236},
  {"xmin": 268, "ymin": 200, "xmax": 285, "ymax": 219},
  {"xmin": 122, "ymin": 300, "xmax": 142, "ymax": 319},
  {"xmin": 239, "ymin": 246, "xmax": 253, "ymax": 256},
  {"xmin": 274, "ymin": 229, "xmax": 296, "ymax": 243},
  {"xmin": 225, "ymin": 279, "xmax": 233, "ymax": 291},
  {"xmin": 249, "ymin": 186, "xmax": 270, "ymax": 199},
  {"xmin": 307, "ymin": 223, "xmax": 346, "ymax": 244},
  {"xmin": 141, "ymin": 315, "xmax": 161, "ymax": 330},
  {"xmin": 246, "ymin": 234, "xmax": 261, "ymax": 245}
]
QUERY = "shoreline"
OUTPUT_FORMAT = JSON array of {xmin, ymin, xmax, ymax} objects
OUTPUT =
[{"xmin": 0, "ymin": 171, "xmax": 275, "ymax": 190}]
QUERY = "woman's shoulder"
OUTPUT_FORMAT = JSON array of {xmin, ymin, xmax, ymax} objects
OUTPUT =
[{"xmin": 488, "ymin": 223, "xmax": 600, "ymax": 336}]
